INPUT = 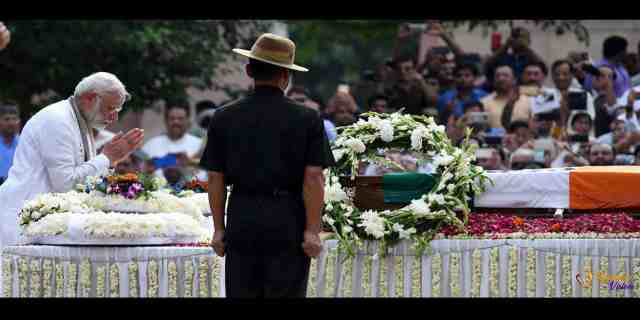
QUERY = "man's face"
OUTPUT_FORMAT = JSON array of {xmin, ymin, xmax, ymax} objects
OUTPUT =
[
  {"xmin": 477, "ymin": 149, "xmax": 501, "ymax": 170},
  {"xmin": 332, "ymin": 104, "xmax": 356, "ymax": 126},
  {"xmin": 522, "ymin": 66, "xmax": 545, "ymax": 86},
  {"xmin": 494, "ymin": 66, "xmax": 515, "ymax": 92},
  {"xmin": 455, "ymin": 69, "xmax": 476, "ymax": 90},
  {"xmin": 589, "ymin": 145, "xmax": 614, "ymax": 166},
  {"xmin": 593, "ymin": 67, "xmax": 615, "ymax": 92},
  {"xmin": 514, "ymin": 127, "xmax": 532, "ymax": 147},
  {"xmin": 82, "ymin": 92, "xmax": 123, "ymax": 130},
  {"xmin": 439, "ymin": 61, "xmax": 456, "ymax": 83},
  {"xmin": 0, "ymin": 113, "xmax": 20, "ymax": 137},
  {"xmin": 370, "ymin": 98, "xmax": 389, "ymax": 113},
  {"xmin": 611, "ymin": 120, "xmax": 626, "ymax": 137},
  {"xmin": 572, "ymin": 115, "xmax": 592, "ymax": 135},
  {"xmin": 552, "ymin": 63, "xmax": 573, "ymax": 91},
  {"xmin": 533, "ymin": 117, "xmax": 552, "ymax": 137},
  {"xmin": 166, "ymin": 108, "xmax": 189, "ymax": 140},
  {"xmin": 397, "ymin": 60, "xmax": 415, "ymax": 81}
]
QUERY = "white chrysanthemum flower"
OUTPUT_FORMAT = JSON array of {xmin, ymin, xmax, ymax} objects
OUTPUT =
[
  {"xmin": 372, "ymin": 119, "xmax": 394, "ymax": 142},
  {"xmin": 325, "ymin": 203, "xmax": 334, "ymax": 211},
  {"xmin": 358, "ymin": 210, "xmax": 386, "ymax": 239},
  {"xmin": 433, "ymin": 154, "xmax": 455, "ymax": 168},
  {"xmin": 408, "ymin": 198, "xmax": 432, "ymax": 217},
  {"xmin": 344, "ymin": 138, "xmax": 366, "ymax": 154},
  {"xmin": 324, "ymin": 183, "xmax": 348, "ymax": 203},
  {"xmin": 410, "ymin": 125, "xmax": 429, "ymax": 151}
]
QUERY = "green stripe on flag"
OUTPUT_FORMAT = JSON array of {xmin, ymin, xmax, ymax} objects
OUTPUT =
[{"xmin": 382, "ymin": 172, "xmax": 437, "ymax": 204}]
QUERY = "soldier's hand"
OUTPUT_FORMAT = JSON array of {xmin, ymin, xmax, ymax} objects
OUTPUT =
[
  {"xmin": 302, "ymin": 230, "xmax": 323, "ymax": 258},
  {"xmin": 211, "ymin": 230, "xmax": 225, "ymax": 257}
]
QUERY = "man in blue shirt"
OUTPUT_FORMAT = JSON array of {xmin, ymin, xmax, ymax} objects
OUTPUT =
[
  {"xmin": 584, "ymin": 36, "xmax": 631, "ymax": 98},
  {"xmin": 0, "ymin": 105, "xmax": 21, "ymax": 185},
  {"xmin": 437, "ymin": 62, "xmax": 488, "ymax": 124}
]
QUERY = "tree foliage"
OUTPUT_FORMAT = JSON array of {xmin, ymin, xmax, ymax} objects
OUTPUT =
[{"xmin": 0, "ymin": 20, "xmax": 271, "ymax": 117}]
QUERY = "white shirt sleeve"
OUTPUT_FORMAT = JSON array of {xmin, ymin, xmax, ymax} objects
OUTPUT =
[{"xmin": 39, "ymin": 121, "xmax": 111, "ymax": 192}]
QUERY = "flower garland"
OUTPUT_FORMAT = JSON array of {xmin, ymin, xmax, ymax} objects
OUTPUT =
[{"xmin": 323, "ymin": 111, "xmax": 491, "ymax": 257}]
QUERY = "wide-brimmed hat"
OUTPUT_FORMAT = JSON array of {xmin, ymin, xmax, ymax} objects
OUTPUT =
[{"xmin": 232, "ymin": 33, "xmax": 308, "ymax": 72}]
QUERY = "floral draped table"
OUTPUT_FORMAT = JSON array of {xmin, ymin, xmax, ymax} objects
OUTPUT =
[
  {"xmin": 1, "ymin": 246, "xmax": 217, "ymax": 298},
  {"xmin": 312, "ymin": 239, "xmax": 640, "ymax": 298}
]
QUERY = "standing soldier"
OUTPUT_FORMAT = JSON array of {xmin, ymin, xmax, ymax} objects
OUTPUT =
[{"xmin": 200, "ymin": 33, "xmax": 335, "ymax": 298}]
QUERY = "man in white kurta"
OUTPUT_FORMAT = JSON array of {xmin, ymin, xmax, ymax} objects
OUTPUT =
[{"xmin": 0, "ymin": 72, "xmax": 144, "ymax": 247}]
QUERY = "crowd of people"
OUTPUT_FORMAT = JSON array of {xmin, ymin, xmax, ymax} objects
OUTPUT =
[
  {"xmin": 4, "ymin": 21, "xmax": 640, "ymax": 188},
  {"xmin": 291, "ymin": 22, "xmax": 640, "ymax": 172}
]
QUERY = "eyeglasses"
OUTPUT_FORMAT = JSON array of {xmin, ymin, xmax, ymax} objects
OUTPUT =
[{"xmin": 98, "ymin": 93, "xmax": 130, "ymax": 113}]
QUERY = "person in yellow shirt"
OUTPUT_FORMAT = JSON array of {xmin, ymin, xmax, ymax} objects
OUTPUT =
[{"xmin": 481, "ymin": 64, "xmax": 531, "ymax": 130}]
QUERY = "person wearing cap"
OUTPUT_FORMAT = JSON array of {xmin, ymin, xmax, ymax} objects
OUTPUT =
[
  {"xmin": 0, "ymin": 72, "xmax": 144, "ymax": 246},
  {"xmin": 199, "ymin": 33, "xmax": 335, "ymax": 298}
]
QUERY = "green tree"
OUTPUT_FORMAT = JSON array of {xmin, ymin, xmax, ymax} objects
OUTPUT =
[
  {"xmin": 0, "ymin": 20, "xmax": 271, "ymax": 118},
  {"xmin": 288, "ymin": 20, "xmax": 589, "ymax": 106}
]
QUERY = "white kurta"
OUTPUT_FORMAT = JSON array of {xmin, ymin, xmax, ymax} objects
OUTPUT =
[{"xmin": 0, "ymin": 99, "xmax": 111, "ymax": 246}]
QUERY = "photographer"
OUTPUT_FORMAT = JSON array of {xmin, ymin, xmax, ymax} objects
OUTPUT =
[
  {"xmin": 447, "ymin": 100, "xmax": 487, "ymax": 146},
  {"xmin": 385, "ymin": 54, "xmax": 439, "ymax": 116},
  {"xmin": 551, "ymin": 59, "xmax": 596, "ymax": 137},
  {"xmin": 583, "ymin": 65, "xmax": 622, "ymax": 137},
  {"xmin": 584, "ymin": 36, "xmax": 631, "ymax": 98},
  {"xmin": 484, "ymin": 27, "xmax": 545, "ymax": 88}
]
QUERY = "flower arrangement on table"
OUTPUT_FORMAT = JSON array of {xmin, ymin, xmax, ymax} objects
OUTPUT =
[
  {"xmin": 323, "ymin": 111, "xmax": 492, "ymax": 257},
  {"xmin": 19, "ymin": 191, "xmax": 90, "ymax": 228},
  {"xmin": 79, "ymin": 172, "xmax": 164, "ymax": 200},
  {"xmin": 19, "ymin": 172, "xmax": 208, "ymax": 243}
]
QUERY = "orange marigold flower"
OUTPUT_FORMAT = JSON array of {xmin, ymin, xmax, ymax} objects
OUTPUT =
[
  {"xmin": 550, "ymin": 223, "xmax": 562, "ymax": 233},
  {"xmin": 513, "ymin": 217, "xmax": 525, "ymax": 226}
]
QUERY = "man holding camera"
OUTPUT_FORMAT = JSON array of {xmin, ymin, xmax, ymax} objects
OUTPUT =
[
  {"xmin": 551, "ymin": 59, "xmax": 596, "ymax": 139},
  {"xmin": 385, "ymin": 54, "xmax": 439, "ymax": 117},
  {"xmin": 484, "ymin": 27, "xmax": 544, "ymax": 88},
  {"xmin": 585, "ymin": 36, "xmax": 631, "ymax": 98}
]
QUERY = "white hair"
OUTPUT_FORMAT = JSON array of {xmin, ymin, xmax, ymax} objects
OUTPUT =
[
  {"xmin": 74, "ymin": 72, "xmax": 130, "ymax": 102},
  {"xmin": 509, "ymin": 148, "xmax": 535, "ymax": 163}
]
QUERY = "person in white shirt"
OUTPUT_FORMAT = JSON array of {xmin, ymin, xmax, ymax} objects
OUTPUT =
[
  {"xmin": 550, "ymin": 59, "xmax": 596, "ymax": 137},
  {"xmin": 142, "ymin": 104, "xmax": 203, "ymax": 182},
  {"xmin": 0, "ymin": 72, "xmax": 144, "ymax": 246}
]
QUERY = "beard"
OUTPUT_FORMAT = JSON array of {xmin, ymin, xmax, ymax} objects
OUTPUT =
[{"xmin": 82, "ymin": 99, "xmax": 109, "ymax": 130}]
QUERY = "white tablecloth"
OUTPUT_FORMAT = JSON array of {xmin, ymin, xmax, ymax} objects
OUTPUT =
[{"xmin": 1, "ymin": 246, "xmax": 219, "ymax": 298}]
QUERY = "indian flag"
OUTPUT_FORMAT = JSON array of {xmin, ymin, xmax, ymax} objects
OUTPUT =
[{"xmin": 474, "ymin": 166, "xmax": 640, "ymax": 210}]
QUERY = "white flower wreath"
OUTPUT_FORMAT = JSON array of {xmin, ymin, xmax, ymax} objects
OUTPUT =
[{"xmin": 323, "ymin": 111, "xmax": 492, "ymax": 257}]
